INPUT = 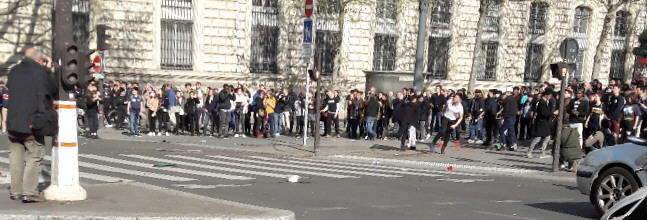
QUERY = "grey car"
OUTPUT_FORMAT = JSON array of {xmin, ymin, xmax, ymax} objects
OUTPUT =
[{"xmin": 576, "ymin": 137, "xmax": 647, "ymax": 215}]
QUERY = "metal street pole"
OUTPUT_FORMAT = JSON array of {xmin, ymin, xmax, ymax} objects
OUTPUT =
[
  {"xmin": 45, "ymin": 0, "xmax": 87, "ymax": 201},
  {"xmin": 413, "ymin": 0, "xmax": 428, "ymax": 91},
  {"xmin": 304, "ymin": 62, "xmax": 310, "ymax": 146}
]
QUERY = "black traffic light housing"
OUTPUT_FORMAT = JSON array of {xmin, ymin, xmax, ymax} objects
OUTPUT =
[
  {"xmin": 97, "ymin": 24, "xmax": 112, "ymax": 51},
  {"xmin": 550, "ymin": 62, "xmax": 577, "ymax": 80},
  {"xmin": 60, "ymin": 44, "xmax": 95, "ymax": 91}
]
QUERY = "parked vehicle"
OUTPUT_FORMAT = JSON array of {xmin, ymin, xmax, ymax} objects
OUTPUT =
[
  {"xmin": 576, "ymin": 137, "xmax": 647, "ymax": 215},
  {"xmin": 600, "ymin": 186, "xmax": 647, "ymax": 220}
]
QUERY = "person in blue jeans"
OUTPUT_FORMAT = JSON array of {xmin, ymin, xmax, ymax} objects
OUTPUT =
[
  {"xmin": 498, "ymin": 87, "xmax": 519, "ymax": 150},
  {"xmin": 468, "ymin": 90, "xmax": 485, "ymax": 144},
  {"xmin": 365, "ymin": 95, "xmax": 380, "ymax": 141},
  {"xmin": 127, "ymin": 88, "xmax": 144, "ymax": 137}
]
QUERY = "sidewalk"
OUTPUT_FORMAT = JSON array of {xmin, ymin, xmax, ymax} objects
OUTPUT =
[
  {"xmin": 96, "ymin": 129, "xmax": 577, "ymax": 182},
  {"xmin": 0, "ymin": 181, "xmax": 294, "ymax": 220}
]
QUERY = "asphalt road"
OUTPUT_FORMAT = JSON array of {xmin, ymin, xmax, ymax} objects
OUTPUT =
[{"xmin": 0, "ymin": 137, "xmax": 598, "ymax": 220}]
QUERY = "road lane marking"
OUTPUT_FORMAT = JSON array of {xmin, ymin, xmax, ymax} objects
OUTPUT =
[
  {"xmin": 473, "ymin": 211, "xmax": 539, "ymax": 220},
  {"xmin": 249, "ymin": 156, "xmax": 443, "ymax": 177},
  {"xmin": 80, "ymin": 154, "xmax": 253, "ymax": 181},
  {"xmin": 80, "ymin": 172, "xmax": 133, "ymax": 183},
  {"xmin": 328, "ymin": 155, "xmax": 537, "ymax": 174},
  {"xmin": 209, "ymin": 155, "xmax": 401, "ymax": 178},
  {"xmin": 295, "ymin": 157, "xmax": 486, "ymax": 176},
  {"xmin": 437, "ymin": 178, "xmax": 495, "ymax": 183},
  {"xmin": 122, "ymin": 154, "xmax": 291, "ymax": 179},
  {"xmin": 43, "ymin": 156, "xmax": 195, "ymax": 182},
  {"xmin": 169, "ymin": 155, "xmax": 357, "ymax": 179}
]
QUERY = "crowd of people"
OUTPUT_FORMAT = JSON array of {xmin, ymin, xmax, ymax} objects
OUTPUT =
[{"xmin": 84, "ymin": 78, "xmax": 647, "ymax": 168}]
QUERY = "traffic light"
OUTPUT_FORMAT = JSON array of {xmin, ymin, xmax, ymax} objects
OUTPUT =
[
  {"xmin": 550, "ymin": 62, "xmax": 576, "ymax": 79},
  {"xmin": 60, "ymin": 44, "xmax": 95, "ymax": 90},
  {"xmin": 97, "ymin": 24, "xmax": 112, "ymax": 51},
  {"xmin": 78, "ymin": 45, "xmax": 96, "ymax": 88},
  {"xmin": 61, "ymin": 45, "xmax": 80, "ymax": 89}
]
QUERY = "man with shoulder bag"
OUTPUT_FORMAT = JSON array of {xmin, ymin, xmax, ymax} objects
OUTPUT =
[{"xmin": 7, "ymin": 48, "xmax": 57, "ymax": 203}]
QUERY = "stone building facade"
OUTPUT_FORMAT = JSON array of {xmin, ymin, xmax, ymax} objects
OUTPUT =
[{"xmin": 1, "ymin": 0, "xmax": 646, "ymax": 91}]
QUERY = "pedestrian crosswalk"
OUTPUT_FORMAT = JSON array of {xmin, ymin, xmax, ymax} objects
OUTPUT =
[{"xmin": 0, "ymin": 153, "xmax": 489, "ymax": 185}]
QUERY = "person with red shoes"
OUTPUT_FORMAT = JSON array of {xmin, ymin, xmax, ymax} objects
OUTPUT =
[{"xmin": 429, "ymin": 94, "xmax": 464, "ymax": 154}]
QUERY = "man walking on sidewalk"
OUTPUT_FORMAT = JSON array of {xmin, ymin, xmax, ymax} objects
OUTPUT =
[{"xmin": 7, "ymin": 48, "xmax": 56, "ymax": 203}]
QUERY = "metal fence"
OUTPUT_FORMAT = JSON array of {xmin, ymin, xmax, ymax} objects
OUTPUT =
[
  {"xmin": 524, "ymin": 2, "xmax": 547, "ymax": 82},
  {"xmin": 250, "ymin": 1, "xmax": 279, "ymax": 74},
  {"xmin": 477, "ymin": 42, "xmax": 498, "ymax": 81},
  {"xmin": 426, "ymin": 37, "xmax": 449, "ymax": 79},
  {"xmin": 161, "ymin": 0, "xmax": 193, "ymax": 70},
  {"xmin": 373, "ymin": 34, "xmax": 397, "ymax": 71},
  {"xmin": 72, "ymin": 0, "xmax": 90, "ymax": 46},
  {"xmin": 528, "ymin": 2, "xmax": 547, "ymax": 35},
  {"xmin": 430, "ymin": 0, "xmax": 451, "ymax": 28},
  {"xmin": 610, "ymin": 11, "xmax": 628, "ymax": 80}
]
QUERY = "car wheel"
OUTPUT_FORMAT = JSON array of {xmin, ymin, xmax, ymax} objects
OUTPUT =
[{"xmin": 591, "ymin": 167, "xmax": 640, "ymax": 215}]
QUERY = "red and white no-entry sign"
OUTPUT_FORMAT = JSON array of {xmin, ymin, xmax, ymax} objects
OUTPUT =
[
  {"xmin": 92, "ymin": 56, "xmax": 102, "ymax": 73},
  {"xmin": 305, "ymin": 0, "xmax": 313, "ymax": 18}
]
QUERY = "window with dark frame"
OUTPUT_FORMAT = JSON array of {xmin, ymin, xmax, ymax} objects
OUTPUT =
[
  {"xmin": 314, "ymin": 31, "xmax": 340, "ymax": 75},
  {"xmin": 427, "ymin": 37, "xmax": 449, "ymax": 79},
  {"xmin": 426, "ymin": 0, "xmax": 451, "ymax": 80},
  {"xmin": 477, "ymin": 42, "xmax": 498, "ymax": 81},
  {"xmin": 484, "ymin": 2, "xmax": 500, "ymax": 33},
  {"xmin": 524, "ymin": 43, "xmax": 544, "ymax": 82},
  {"xmin": 524, "ymin": 2, "xmax": 547, "ymax": 82},
  {"xmin": 571, "ymin": 6, "xmax": 590, "ymax": 81},
  {"xmin": 373, "ymin": 0, "xmax": 397, "ymax": 72},
  {"xmin": 161, "ymin": 0, "xmax": 193, "ymax": 70},
  {"xmin": 72, "ymin": 0, "xmax": 90, "ymax": 46},
  {"xmin": 610, "ymin": 11, "xmax": 629, "ymax": 80},
  {"xmin": 251, "ymin": 0, "xmax": 279, "ymax": 74}
]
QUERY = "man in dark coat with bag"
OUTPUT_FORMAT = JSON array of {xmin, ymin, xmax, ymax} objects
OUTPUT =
[
  {"xmin": 6, "ymin": 48, "xmax": 57, "ymax": 203},
  {"xmin": 526, "ymin": 88, "xmax": 555, "ymax": 159}
]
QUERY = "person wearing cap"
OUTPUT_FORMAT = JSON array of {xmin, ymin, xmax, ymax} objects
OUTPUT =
[
  {"xmin": 498, "ymin": 87, "xmax": 519, "ymax": 151},
  {"xmin": 567, "ymin": 89, "xmax": 589, "ymax": 147},
  {"xmin": 527, "ymin": 88, "xmax": 554, "ymax": 158}
]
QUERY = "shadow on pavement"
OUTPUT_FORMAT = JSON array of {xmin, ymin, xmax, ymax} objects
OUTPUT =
[
  {"xmin": 452, "ymin": 157, "xmax": 549, "ymax": 171},
  {"xmin": 369, "ymin": 144, "xmax": 401, "ymax": 151},
  {"xmin": 552, "ymin": 183, "xmax": 579, "ymax": 191},
  {"xmin": 270, "ymin": 139, "xmax": 315, "ymax": 153},
  {"xmin": 526, "ymin": 202, "xmax": 598, "ymax": 219}
]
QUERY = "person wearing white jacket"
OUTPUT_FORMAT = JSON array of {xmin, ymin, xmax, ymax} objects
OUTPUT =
[{"xmin": 234, "ymin": 88, "xmax": 249, "ymax": 137}]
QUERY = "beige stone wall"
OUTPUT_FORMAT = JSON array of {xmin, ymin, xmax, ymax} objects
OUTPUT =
[
  {"xmin": 0, "ymin": 0, "xmax": 53, "ymax": 76},
  {"xmin": 1, "ymin": 0, "xmax": 647, "ymax": 90}
]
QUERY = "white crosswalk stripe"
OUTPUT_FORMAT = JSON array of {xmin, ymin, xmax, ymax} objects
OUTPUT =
[
  {"xmin": 168, "ymin": 155, "xmax": 358, "ymax": 179},
  {"xmin": 207, "ymin": 155, "xmax": 402, "ymax": 178},
  {"xmin": 0, "ymin": 156, "xmax": 131, "ymax": 183},
  {"xmin": 44, "ymin": 156, "xmax": 195, "ymax": 182},
  {"xmin": 121, "ymin": 154, "xmax": 291, "ymax": 179},
  {"xmin": 80, "ymin": 154, "xmax": 253, "ymax": 180},
  {"xmin": 248, "ymin": 156, "xmax": 444, "ymax": 177},
  {"xmin": 288, "ymin": 157, "xmax": 486, "ymax": 177}
]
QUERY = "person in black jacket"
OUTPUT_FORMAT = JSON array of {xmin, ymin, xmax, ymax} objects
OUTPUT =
[
  {"xmin": 398, "ymin": 95, "xmax": 420, "ymax": 151},
  {"xmin": 498, "ymin": 87, "xmax": 519, "ymax": 150},
  {"xmin": 115, "ymin": 89, "xmax": 128, "ymax": 130},
  {"xmin": 204, "ymin": 89, "xmax": 218, "ymax": 136},
  {"xmin": 85, "ymin": 88, "xmax": 101, "ymax": 139},
  {"xmin": 418, "ymin": 95, "xmax": 431, "ymax": 140},
  {"xmin": 567, "ymin": 89, "xmax": 589, "ymax": 146},
  {"xmin": 217, "ymin": 84, "xmax": 235, "ymax": 138},
  {"xmin": 468, "ymin": 90, "xmax": 485, "ymax": 144},
  {"xmin": 7, "ymin": 48, "xmax": 56, "ymax": 202},
  {"xmin": 185, "ymin": 91, "xmax": 200, "ymax": 135},
  {"xmin": 483, "ymin": 89, "xmax": 498, "ymax": 145},
  {"xmin": 527, "ymin": 89, "xmax": 555, "ymax": 158}
]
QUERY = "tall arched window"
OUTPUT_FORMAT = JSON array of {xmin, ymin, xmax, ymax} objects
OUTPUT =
[
  {"xmin": 426, "ymin": 0, "xmax": 451, "ymax": 79},
  {"xmin": 571, "ymin": 6, "xmax": 591, "ymax": 81},
  {"xmin": 314, "ymin": 0, "xmax": 341, "ymax": 75},
  {"xmin": 610, "ymin": 11, "xmax": 629, "ymax": 80},
  {"xmin": 373, "ymin": 0, "xmax": 397, "ymax": 71},
  {"xmin": 251, "ymin": 0, "xmax": 279, "ymax": 74},
  {"xmin": 524, "ymin": 2, "xmax": 547, "ymax": 82},
  {"xmin": 161, "ymin": 0, "xmax": 194, "ymax": 70}
]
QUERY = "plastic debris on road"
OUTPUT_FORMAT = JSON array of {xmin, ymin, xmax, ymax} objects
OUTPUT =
[
  {"xmin": 200, "ymin": 140, "xmax": 207, "ymax": 143},
  {"xmin": 288, "ymin": 175, "xmax": 301, "ymax": 183},
  {"xmin": 447, "ymin": 166, "xmax": 453, "ymax": 171},
  {"xmin": 153, "ymin": 163, "xmax": 177, "ymax": 168}
]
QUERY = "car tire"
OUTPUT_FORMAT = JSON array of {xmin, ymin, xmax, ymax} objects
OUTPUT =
[{"xmin": 590, "ymin": 167, "xmax": 640, "ymax": 215}]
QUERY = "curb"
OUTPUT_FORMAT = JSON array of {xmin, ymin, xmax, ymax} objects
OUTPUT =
[{"xmin": 0, "ymin": 182, "xmax": 295, "ymax": 220}]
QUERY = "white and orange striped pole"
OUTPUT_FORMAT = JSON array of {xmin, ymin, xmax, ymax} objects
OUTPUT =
[{"xmin": 44, "ymin": 100, "xmax": 87, "ymax": 201}]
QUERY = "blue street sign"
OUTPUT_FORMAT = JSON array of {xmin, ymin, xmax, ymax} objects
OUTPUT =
[{"xmin": 303, "ymin": 19, "xmax": 313, "ymax": 44}]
